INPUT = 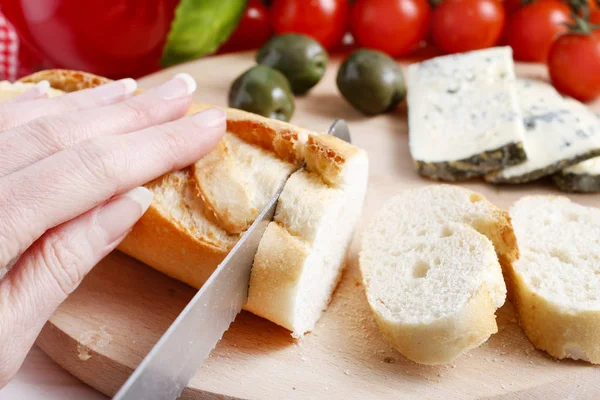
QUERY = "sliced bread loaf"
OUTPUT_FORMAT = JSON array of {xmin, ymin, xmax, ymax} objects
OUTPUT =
[
  {"xmin": 359, "ymin": 185, "xmax": 512, "ymax": 364},
  {"xmin": 509, "ymin": 196, "xmax": 600, "ymax": 363},
  {"xmin": 19, "ymin": 70, "xmax": 369, "ymax": 337}
]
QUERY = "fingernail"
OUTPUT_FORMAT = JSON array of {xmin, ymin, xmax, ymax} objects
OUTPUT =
[
  {"xmin": 91, "ymin": 78, "xmax": 138, "ymax": 102},
  {"xmin": 97, "ymin": 187, "xmax": 153, "ymax": 244},
  {"xmin": 121, "ymin": 78, "xmax": 138, "ymax": 94},
  {"xmin": 191, "ymin": 108, "xmax": 226, "ymax": 127},
  {"xmin": 35, "ymin": 80, "xmax": 50, "ymax": 94},
  {"xmin": 154, "ymin": 73, "xmax": 197, "ymax": 100}
]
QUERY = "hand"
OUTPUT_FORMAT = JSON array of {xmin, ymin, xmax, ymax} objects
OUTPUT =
[{"xmin": 0, "ymin": 73, "xmax": 226, "ymax": 388}]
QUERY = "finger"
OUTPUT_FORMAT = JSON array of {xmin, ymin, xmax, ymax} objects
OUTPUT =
[
  {"xmin": 4, "ymin": 81, "xmax": 50, "ymax": 104},
  {"xmin": 0, "ymin": 187, "xmax": 152, "ymax": 388},
  {"xmin": 0, "ymin": 108, "xmax": 226, "ymax": 266},
  {"xmin": 0, "ymin": 78, "xmax": 137, "ymax": 131},
  {"xmin": 0, "ymin": 74, "xmax": 196, "ymax": 177}
]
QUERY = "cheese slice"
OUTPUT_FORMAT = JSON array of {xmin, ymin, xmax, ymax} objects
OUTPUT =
[
  {"xmin": 407, "ymin": 47, "xmax": 527, "ymax": 181},
  {"xmin": 553, "ymin": 156, "xmax": 600, "ymax": 193},
  {"xmin": 487, "ymin": 79, "xmax": 600, "ymax": 183}
]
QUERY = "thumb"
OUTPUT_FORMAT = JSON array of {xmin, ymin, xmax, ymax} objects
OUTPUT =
[{"xmin": 0, "ymin": 186, "xmax": 152, "ymax": 388}]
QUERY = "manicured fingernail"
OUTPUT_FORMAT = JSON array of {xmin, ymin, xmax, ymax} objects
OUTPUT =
[
  {"xmin": 97, "ymin": 187, "xmax": 153, "ymax": 244},
  {"xmin": 91, "ymin": 78, "xmax": 138, "ymax": 102},
  {"xmin": 121, "ymin": 78, "xmax": 138, "ymax": 94},
  {"xmin": 35, "ymin": 80, "xmax": 50, "ymax": 94},
  {"xmin": 191, "ymin": 108, "xmax": 226, "ymax": 127},
  {"xmin": 154, "ymin": 73, "xmax": 197, "ymax": 100}
]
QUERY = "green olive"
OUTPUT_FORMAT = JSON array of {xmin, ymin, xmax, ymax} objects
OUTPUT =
[
  {"xmin": 336, "ymin": 49, "xmax": 406, "ymax": 115},
  {"xmin": 228, "ymin": 65, "xmax": 295, "ymax": 122},
  {"xmin": 256, "ymin": 33, "xmax": 328, "ymax": 95}
]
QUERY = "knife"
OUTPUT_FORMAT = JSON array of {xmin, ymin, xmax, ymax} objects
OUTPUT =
[{"xmin": 112, "ymin": 119, "xmax": 351, "ymax": 400}]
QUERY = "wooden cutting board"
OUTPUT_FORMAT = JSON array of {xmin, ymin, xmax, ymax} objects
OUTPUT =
[{"xmin": 36, "ymin": 52, "xmax": 600, "ymax": 400}]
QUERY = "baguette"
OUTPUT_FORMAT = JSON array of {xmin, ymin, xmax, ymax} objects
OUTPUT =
[
  {"xmin": 359, "ymin": 185, "xmax": 514, "ymax": 364},
  {"xmin": 19, "ymin": 69, "xmax": 369, "ymax": 337},
  {"xmin": 509, "ymin": 196, "xmax": 600, "ymax": 363}
]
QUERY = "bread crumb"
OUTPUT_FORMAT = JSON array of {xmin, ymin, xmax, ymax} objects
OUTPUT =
[
  {"xmin": 501, "ymin": 384, "xmax": 506, "ymax": 390},
  {"xmin": 344, "ymin": 371, "xmax": 350, "ymax": 376},
  {"xmin": 525, "ymin": 347, "xmax": 534, "ymax": 356},
  {"xmin": 77, "ymin": 326, "xmax": 112, "ymax": 361}
]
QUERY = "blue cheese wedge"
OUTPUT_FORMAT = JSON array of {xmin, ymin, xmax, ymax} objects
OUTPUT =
[
  {"xmin": 553, "ymin": 157, "xmax": 600, "ymax": 193},
  {"xmin": 407, "ymin": 47, "xmax": 527, "ymax": 181},
  {"xmin": 487, "ymin": 79, "xmax": 600, "ymax": 183}
]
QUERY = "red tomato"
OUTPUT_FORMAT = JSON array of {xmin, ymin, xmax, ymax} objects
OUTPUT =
[
  {"xmin": 504, "ymin": 0, "xmax": 572, "ymax": 62},
  {"xmin": 431, "ymin": 0, "xmax": 505, "ymax": 54},
  {"xmin": 548, "ymin": 28, "xmax": 600, "ymax": 101},
  {"xmin": 584, "ymin": 0, "xmax": 600, "ymax": 11},
  {"xmin": 270, "ymin": 0, "xmax": 349, "ymax": 50},
  {"xmin": 503, "ymin": 0, "xmax": 524, "ymax": 14},
  {"xmin": 219, "ymin": 0, "xmax": 272, "ymax": 53},
  {"xmin": 2, "ymin": 0, "xmax": 180, "ymax": 79},
  {"xmin": 591, "ymin": 9, "xmax": 600, "ymax": 23},
  {"xmin": 350, "ymin": 0, "xmax": 432, "ymax": 57}
]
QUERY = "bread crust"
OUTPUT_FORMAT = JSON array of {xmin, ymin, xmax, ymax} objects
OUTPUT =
[
  {"xmin": 468, "ymin": 195, "xmax": 519, "ymax": 286},
  {"xmin": 506, "ymin": 266, "xmax": 600, "ymax": 363},
  {"xmin": 20, "ymin": 69, "xmax": 110, "ymax": 91},
  {"xmin": 374, "ymin": 283, "xmax": 499, "ymax": 365},
  {"xmin": 507, "ymin": 195, "xmax": 600, "ymax": 363},
  {"xmin": 118, "ymin": 199, "xmax": 227, "ymax": 289}
]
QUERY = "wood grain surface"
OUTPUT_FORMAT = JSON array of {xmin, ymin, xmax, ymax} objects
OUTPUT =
[
  {"xmin": 36, "ymin": 52, "xmax": 600, "ymax": 400},
  {"xmin": 1, "ymin": 347, "xmax": 107, "ymax": 400}
]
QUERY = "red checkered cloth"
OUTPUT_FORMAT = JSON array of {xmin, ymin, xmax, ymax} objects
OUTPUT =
[{"xmin": 0, "ymin": 12, "xmax": 39, "ymax": 81}]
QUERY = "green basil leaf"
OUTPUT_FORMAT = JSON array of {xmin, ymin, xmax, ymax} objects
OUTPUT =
[{"xmin": 161, "ymin": 0, "xmax": 248, "ymax": 67}]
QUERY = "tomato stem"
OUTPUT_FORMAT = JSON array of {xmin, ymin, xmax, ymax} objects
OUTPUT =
[{"xmin": 563, "ymin": 8, "xmax": 600, "ymax": 34}]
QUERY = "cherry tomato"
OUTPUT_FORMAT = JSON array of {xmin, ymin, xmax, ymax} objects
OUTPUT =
[
  {"xmin": 431, "ymin": 0, "xmax": 505, "ymax": 54},
  {"xmin": 591, "ymin": 9, "xmax": 600, "ymax": 23},
  {"xmin": 504, "ymin": 0, "xmax": 572, "ymax": 62},
  {"xmin": 219, "ymin": 0, "xmax": 272, "ymax": 53},
  {"xmin": 503, "ymin": 0, "xmax": 524, "ymax": 14},
  {"xmin": 548, "ymin": 28, "xmax": 600, "ymax": 101},
  {"xmin": 2, "ymin": 0, "xmax": 180, "ymax": 79},
  {"xmin": 350, "ymin": 0, "xmax": 432, "ymax": 57},
  {"xmin": 270, "ymin": 0, "xmax": 349, "ymax": 50}
]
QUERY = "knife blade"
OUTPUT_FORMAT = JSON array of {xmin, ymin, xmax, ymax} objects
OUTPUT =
[{"xmin": 112, "ymin": 119, "xmax": 351, "ymax": 400}]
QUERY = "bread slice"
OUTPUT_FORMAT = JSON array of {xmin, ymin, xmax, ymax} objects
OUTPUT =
[
  {"xmin": 246, "ymin": 143, "xmax": 368, "ymax": 336},
  {"xmin": 19, "ymin": 69, "xmax": 369, "ymax": 336},
  {"xmin": 509, "ymin": 196, "xmax": 600, "ymax": 363},
  {"xmin": 359, "ymin": 185, "xmax": 512, "ymax": 364}
]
